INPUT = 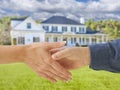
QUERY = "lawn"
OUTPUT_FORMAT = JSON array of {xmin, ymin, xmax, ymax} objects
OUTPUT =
[{"xmin": 0, "ymin": 63, "xmax": 120, "ymax": 90}]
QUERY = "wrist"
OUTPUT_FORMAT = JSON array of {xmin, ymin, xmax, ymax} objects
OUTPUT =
[
  {"xmin": 79, "ymin": 47, "xmax": 90, "ymax": 66},
  {"xmin": 84, "ymin": 47, "xmax": 90, "ymax": 66},
  {"xmin": 13, "ymin": 45, "xmax": 29, "ymax": 63},
  {"xmin": 0, "ymin": 45, "xmax": 29, "ymax": 64}
]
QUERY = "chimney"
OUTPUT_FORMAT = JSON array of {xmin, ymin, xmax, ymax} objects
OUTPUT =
[{"xmin": 80, "ymin": 17, "xmax": 85, "ymax": 24}]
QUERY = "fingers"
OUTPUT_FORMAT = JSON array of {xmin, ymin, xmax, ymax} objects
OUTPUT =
[
  {"xmin": 43, "ymin": 69, "xmax": 69, "ymax": 82},
  {"xmin": 51, "ymin": 62, "xmax": 72, "ymax": 79},
  {"xmin": 28, "ymin": 60, "xmax": 72, "ymax": 82},
  {"xmin": 40, "ymin": 51, "xmax": 72, "ymax": 82},
  {"xmin": 38, "ymin": 64, "xmax": 71, "ymax": 82},
  {"xmin": 45, "ymin": 41, "xmax": 66, "ymax": 50},
  {"xmin": 52, "ymin": 48, "xmax": 71, "ymax": 60},
  {"xmin": 29, "ymin": 63, "xmax": 58, "ymax": 83},
  {"xmin": 38, "ymin": 72, "xmax": 57, "ymax": 83},
  {"xmin": 50, "ymin": 47, "xmax": 66, "ymax": 54},
  {"xmin": 29, "ymin": 41, "xmax": 66, "ymax": 50}
]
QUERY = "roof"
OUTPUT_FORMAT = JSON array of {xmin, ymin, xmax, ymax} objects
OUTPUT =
[
  {"xmin": 86, "ymin": 28, "xmax": 99, "ymax": 34},
  {"xmin": 11, "ymin": 16, "xmax": 28, "ymax": 21},
  {"xmin": 42, "ymin": 16, "xmax": 83, "ymax": 25}
]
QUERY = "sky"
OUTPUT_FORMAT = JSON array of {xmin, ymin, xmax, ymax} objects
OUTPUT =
[{"xmin": 0, "ymin": 0, "xmax": 120, "ymax": 21}]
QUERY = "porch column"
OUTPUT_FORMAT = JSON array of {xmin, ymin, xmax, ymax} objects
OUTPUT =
[
  {"xmin": 97, "ymin": 37, "xmax": 99, "ymax": 43},
  {"xmin": 60, "ymin": 35, "xmax": 63, "ymax": 41},
  {"xmin": 89, "ymin": 36, "xmax": 92, "ymax": 45},
  {"xmin": 77, "ymin": 37, "xmax": 79, "ymax": 44},
  {"xmin": 84, "ymin": 37, "xmax": 86, "ymax": 45},
  {"xmin": 106, "ymin": 36, "xmax": 108, "ymax": 42},
  {"xmin": 51, "ymin": 35, "xmax": 54, "ymax": 42},
  {"xmin": 48, "ymin": 36, "xmax": 51, "ymax": 42},
  {"xmin": 102, "ymin": 35, "xmax": 104, "ymax": 43},
  {"xmin": 81, "ymin": 36, "xmax": 83, "ymax": 45}
]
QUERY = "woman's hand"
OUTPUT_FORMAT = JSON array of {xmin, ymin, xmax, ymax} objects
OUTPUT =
[{"xmin": 22, "ymin": 42, "xmax": 72, "ymax": 82}]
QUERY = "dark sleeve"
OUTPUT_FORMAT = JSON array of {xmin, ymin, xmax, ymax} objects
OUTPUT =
[{"xmin": 89, "ymin": 39, "xmax": 120, "ymax": 72}]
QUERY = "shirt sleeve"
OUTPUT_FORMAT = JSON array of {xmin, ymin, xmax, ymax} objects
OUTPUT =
[{"xmin": 89, "ymin": 39, "xmax": 120, "ymax": 72}]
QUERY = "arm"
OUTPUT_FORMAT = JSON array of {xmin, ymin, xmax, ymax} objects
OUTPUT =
[
  {"xmin": 0, "ymin": 42, "xmax": 71, "ymax": 82},
  {"xmin": 89, "ymin": 39, "xmax": 120, "ymax": 72},
  {"xmin": 51, "ymin": 39, "xmax": 120, "ymax": 72},
  {"xmin": 0, "ymin": 45, "xmax": 26, "ymax": 64}
]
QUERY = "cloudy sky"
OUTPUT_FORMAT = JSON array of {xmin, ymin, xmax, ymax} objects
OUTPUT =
[{"xmin": 0, "ymin": 0, "xmax": 120, "ymax": 20}]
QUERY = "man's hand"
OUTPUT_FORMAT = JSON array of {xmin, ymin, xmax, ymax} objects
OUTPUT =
[
  {"xmin": 22, "ymin": 42, "xmax": 72, "ymax": 82},
  {"xmin": 51, "ymin": 47, "xmax": 91, "ymax": 70}
]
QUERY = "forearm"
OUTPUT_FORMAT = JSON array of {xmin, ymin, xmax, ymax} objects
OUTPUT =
[{"xmin": 0, "ymin": 45, "xmax": 26, "ymax": 64}]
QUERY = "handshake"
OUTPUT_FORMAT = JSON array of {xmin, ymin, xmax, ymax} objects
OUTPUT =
[
  {"xmin": 22, "ymin": 42, "xmax": 90, "ymax": 82},
  {"xmin": 0, "ymin": 42, "xmax": 90, "ymax": 83}
]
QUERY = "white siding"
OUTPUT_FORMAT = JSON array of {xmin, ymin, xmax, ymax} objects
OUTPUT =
[
  {"xmin": 14, "ymin": 17, "xmax": 42, "ymax": 31},
  {"xmin": 11, "ymin": 20, "xmax": 22, "ymax": 28}
]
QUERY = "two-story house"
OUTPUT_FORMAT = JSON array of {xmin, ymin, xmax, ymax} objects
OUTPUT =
[{"xmin": 10, "ymin": 16, "xmax": 108, "ymax": 46}]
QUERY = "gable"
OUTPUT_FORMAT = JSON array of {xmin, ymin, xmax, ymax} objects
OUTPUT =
[{"xmin": 14, "ymin": 17, "xmax": 42, "ymax": 31}]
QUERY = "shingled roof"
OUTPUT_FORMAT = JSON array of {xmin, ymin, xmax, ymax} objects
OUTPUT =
[
  {"xmin": 42, "ymin": 16, "xmax": 82, "ymax": 25},
  {"xmin": 11, "ymin": 16, "xmax": 28, "ymax": 21}
]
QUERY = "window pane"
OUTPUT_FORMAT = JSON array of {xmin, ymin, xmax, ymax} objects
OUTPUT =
[
  {"xmin": 62, "ymin": 27, "xmax": 67, "ymax": 32},
  {"xmin": 43, "ymin": 26, "xmax": 49, "ymax": 32},
  {"xmin": 52, "ymin": 26, "xmax": 58, "ymax": 32},
  {"xmin": 33, "ymin": 37, "xmax": 40, "ymax": 42},
  {"xmin": 45, "ymin": 37, "xmax": 49, "ymax": 42},
  {"xmin": 18, "ymin": 37, "xmax": 25, "ymax": 44},
  {"xmin": 79, "ymin": 27, "xmax": 81, "ymax": 33},
  {"xmin": 54, "ymin": 37, "xmax": 58, "ymax": 42},
  {"xmin": 71, "ymin": 27, "xmax": 76, "ymax": 32},
  {"xmin": 27, "ymin": 23, "xmax": 31, "ymax": 29}
]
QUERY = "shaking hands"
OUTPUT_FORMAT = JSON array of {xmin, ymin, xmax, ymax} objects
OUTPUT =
[
  {"xmin": 22, "ymin": 42, "xmax": 90, "ymax": 83},
  {"xmin": 0, "ymin": 42, "xmax": 90, "ymax": 83}
]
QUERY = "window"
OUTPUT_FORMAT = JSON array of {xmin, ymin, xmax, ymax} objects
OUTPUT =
[
  {"xmin": 92, "ymin": 38, "xmax": 96, "ymax": 43},
  {"xmin": 79, "ymin": 38, "xmax": 81, "ymax": 43},
  {"xmin": 43, "ymin": 26, "xmax": 49, "ymax": 32},
  {"xmin": 27, "ymin": 23, "xmax": 31, "ymax": 29},
  {"xmin": 79, "ymin": 27, "xmax": 81, "ymax": 33},
  {"xmin": 74, "ymin": 37, "xmax": 76, "ymax": 43},
  {"xmin": 86, "ymin": 38, "xmax": 89, "ymax": 43},
  {"xmin": 13, "ymin": 38, "xmax": 17, "ymax": 45},
  {"xmin": 71, "ymin": 27, "xmax": 76, "ymax": 32},
  {"xmin": 83, "ymin": 38, "xmax": 85, "ymax": 43},
  {"xmin": 45, "ymin": 37, "xmax": 49, "ymax": 42},
  {"xmin": 82, "ymin": 28, "xmax": 84, "ymax": 33},
  {"xmin": 54, "ymin": 37, "xmax": 58, "ymax": 42},
  {"xmin": 62, "ymin": 27, "xmax": 67, "ymax": 32},
  {"xmin": 71, "ymin": 38, "xmax": 74, "ymax": 44},
  {"xmin": 33, "ymin": 37, "xmax": 40, "ymax": 42},
  {"xmin": 52, "ymin": 26, "xmax": 58, "ymax": 32},
  {"xmin": 18, "ymin": 37, "xmax": 25, "ymax": 44}
]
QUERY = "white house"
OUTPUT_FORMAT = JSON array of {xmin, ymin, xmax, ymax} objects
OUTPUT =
[
  {"xmin": 10, "ymin": 16, "xmax": 108, "ymax": 46},
  {"xmin": 11, "ymin": 17, "xmax": 45, "ymax": 45}
]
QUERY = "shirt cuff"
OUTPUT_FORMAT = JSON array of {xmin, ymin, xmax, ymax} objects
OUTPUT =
[{"xmin": 89, "ymin": 43, "xmax": 112, "ymax": 71}]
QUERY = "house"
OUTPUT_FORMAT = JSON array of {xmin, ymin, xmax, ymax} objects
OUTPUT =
[
  {"xmin": 10, "ymin": 17, "xmax": 45, "ymax": 45},
  {"xmin": 10, "ymin": 16, "xmax": 108, "ymax": 46}
]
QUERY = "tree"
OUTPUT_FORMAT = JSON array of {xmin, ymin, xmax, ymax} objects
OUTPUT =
[
  {"xmin": 90, "ymin": 23, "xmax": 97, "ymax": 31},
  {"xmin": 0, "ymin": 16, "xmax": 11, "ymax": 45},
  {"xmin": 113, "ymin": 26, "xmax": 120, "ymax": 39}
]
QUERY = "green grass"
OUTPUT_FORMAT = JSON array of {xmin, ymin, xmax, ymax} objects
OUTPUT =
[{"xmin": 0, "ymin": 63, "xmax": 120, "ymax": 90}]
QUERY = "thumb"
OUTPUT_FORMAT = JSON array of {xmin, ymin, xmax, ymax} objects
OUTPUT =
[
  {"xmin": 52, "ymin": 48, "xmax": 70, "ymax": 60},
  {"xmin": 46, "ymin": 41, "xmax": 66, "ymax": 50}
]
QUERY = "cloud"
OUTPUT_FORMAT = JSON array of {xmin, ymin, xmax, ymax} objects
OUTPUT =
[{"xmin": 0, "ymin": 0, "xmax": 120, "ymax": 20}]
